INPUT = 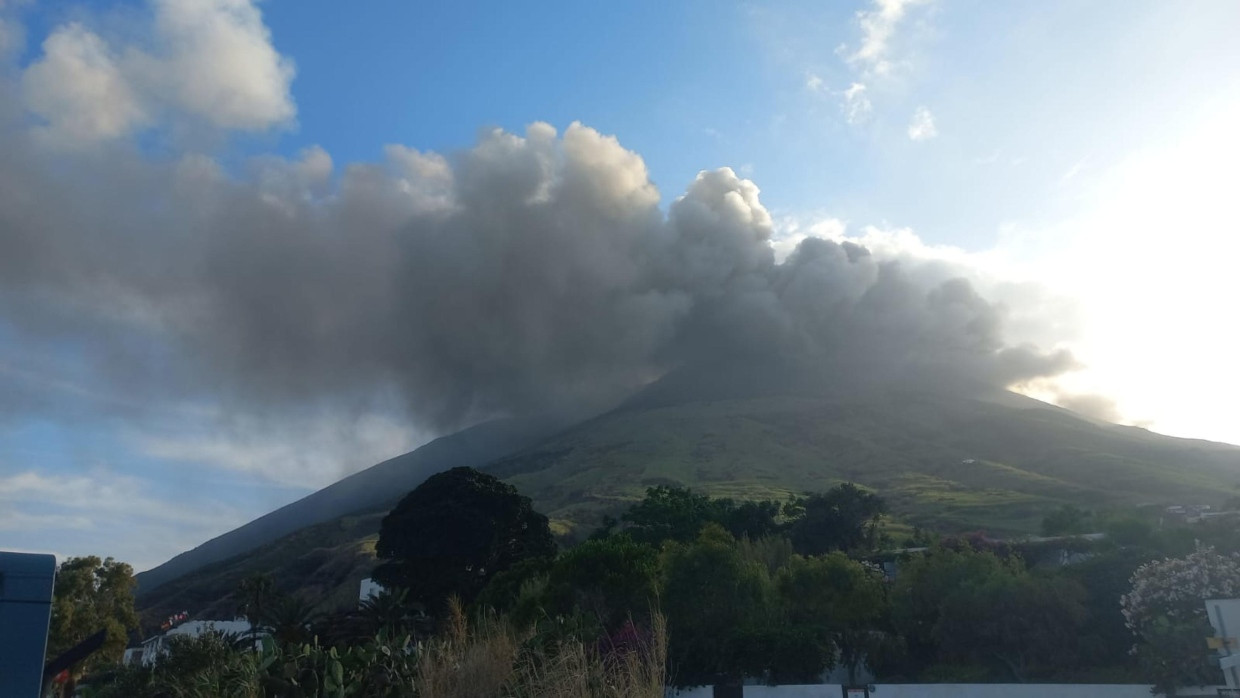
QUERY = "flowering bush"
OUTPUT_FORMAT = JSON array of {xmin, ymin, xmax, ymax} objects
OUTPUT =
[
  {"xmin": 1120, "ymin": 545, "xmax": 1240, "ymax": 693},
  {"xmin": 1121, "ymin": 546, "xmax": 1240, "ymax": 638}
]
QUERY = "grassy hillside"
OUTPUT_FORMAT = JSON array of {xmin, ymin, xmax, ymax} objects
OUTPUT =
[
  {"xmin": 137, "ymin": 388, "xmax": 1240, "ymax": 621},
  {"xmin": 493, "ymin": 390, "xmax": 1240, "ymax": 537}
]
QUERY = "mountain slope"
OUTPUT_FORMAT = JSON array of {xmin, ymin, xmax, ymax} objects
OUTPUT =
[
  {"xmin": 494, "ymin": 388, "xmax": 1240, "ymax": 536},
  {"xmin": 135, "ymin": 374, "xmax": 1240, "ymax": 620},
  {"xmin": 135, "ymin": 415, "xmax": 566, "ymax": 595}
]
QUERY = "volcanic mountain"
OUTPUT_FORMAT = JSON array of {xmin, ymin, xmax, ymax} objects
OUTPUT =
[{"xmin": 134, "ymin": 364, "xmax": 1240, "ymax": 621}]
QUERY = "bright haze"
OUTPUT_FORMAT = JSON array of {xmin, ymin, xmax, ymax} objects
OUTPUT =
[{"xmin": 0, "ymin": 0, "xmax": 1236, "ymax": 570}]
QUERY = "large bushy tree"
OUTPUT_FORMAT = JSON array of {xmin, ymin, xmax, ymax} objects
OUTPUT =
[
  {"xmin": 660, "ymin": 524, "xmax": 775, "ymax": 685},
  {"xmin": 545, "ymin": 534, "xmax": 661, "ymax": 628},
  {"xmin": 776, "ymin": 553, "xmax": 887, "ymax": 684},
  {"xmin": 373, "ymin": 467, "xmax": 556, "ymax": 613},
  {"xmin": 890, "ymin": 545, "xmax": 1017, "ymax": 677},
  {"xmin": 935, "ymin": 569, "xmax": 1087, "ymax": 681},
  {"xmin": 786, "ymin": 483, "xmax": 885, "ymax": 555},
  {"xmin": 46, "ymin": 556, "xmax": 139, "ymax": 682}
]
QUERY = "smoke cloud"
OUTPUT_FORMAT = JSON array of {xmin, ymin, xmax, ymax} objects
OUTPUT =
[
  {"xmin": 0, "ymin": 114, "xmax": 1072, "ymax": 433},
  {"xmin": 0, "ymin": 5, "xmax": 1073, "ymax": 457}
]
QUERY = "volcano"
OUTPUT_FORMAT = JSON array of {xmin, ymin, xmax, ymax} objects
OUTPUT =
[{"xmin": 134, "ymin": 364, "xmax": 1240, "ymax": 620}]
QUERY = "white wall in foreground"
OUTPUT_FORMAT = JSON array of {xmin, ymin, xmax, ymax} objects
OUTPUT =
[
  {"xmin": 828, "ymin": 686, "xmax": 1151, "ymax": 698},
  {"xmin": 668, "ymin": 684, "xmax": 1211, "ymax": 698}
]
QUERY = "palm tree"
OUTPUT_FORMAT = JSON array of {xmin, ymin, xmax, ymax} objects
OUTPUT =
[
  {"xmin": 359, "ymin": 589, "xmax": 431, "ymax": 641},
  {"xmin": 266, "ymin": 595, "xmax": 320, "ymax": 646},
  {"xmin": 236, "ymin": 573, "xmax": 275, "ymax": 641}
]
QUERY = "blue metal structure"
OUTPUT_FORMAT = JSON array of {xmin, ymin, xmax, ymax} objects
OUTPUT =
[{"xmin": 0, "ymin": 552, "xmax": 56, "ymax": 698}]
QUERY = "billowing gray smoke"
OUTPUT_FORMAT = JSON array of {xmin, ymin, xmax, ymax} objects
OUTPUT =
[{"xmin": 0, "ymin": 89, "xmax": 1072, "ymax": 435}]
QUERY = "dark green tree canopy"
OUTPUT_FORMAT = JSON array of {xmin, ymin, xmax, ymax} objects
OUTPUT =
[
  {"xmin": 660, "ymin": 524, "xmax": 774, "ymax": 685},
  {"xmin": 597, "ymin": 483, "xmax": 885, "ymax": 556},
  {"xmin": 612, "ymin": 486, "xmax": 733, "ymax": 545},
  {"xmin": 786, "ymin": 483, "xmax": 886, "ymax": 555},
  {"xmin": 600, "ymin": 486, "xmax": 788, "ymax": 546},
  {"xmin": 373, "ymin": 466, "xmax": 555, "ymax": 611}
]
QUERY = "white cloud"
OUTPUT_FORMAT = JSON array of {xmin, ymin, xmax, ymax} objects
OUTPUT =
[
  {"xmin": 145, "ymin": 0, "xmax": 295, "ymax": 130},
  {"xmin": 806, "ymin": 75, "xmax": 873, "ymax": 126},
  {"xmin": 0, "ymin": 510, "xmax": 93, "ymax": 533},
  {"xmin": 22, "ymin": 24, "xmax": 151, "ymax": 143},
  {"xmin": 907, "ymin": 106, "xmax": 937, "ymax": 140},
  {"xmin": 840, "ymin": 82, "xmax": 873, "ymax": 124},
  {"xmin": 849, "ymin": 0, "xmax": 929, "ymax": 77},
  {"xmin": 131, "ymin": 410, "xmax": 424, "ymax": 488},
  {"xmin": 20, "ymin": 0, "xmax": 295, "ymax": 146},
  {"xmin": 808, "ymin": 0, "xmax": 930, "ymax": 129},
  {"xmin": 0, "ymin": 470, "xmax": 228, "ymax": 529},
  {"xmin": 771, "ymin": 215, "xmax": 848, "ymax": 263},
  {"xmin": 0, "ymin": 469, "xmax": 250, "ymax": 569}
]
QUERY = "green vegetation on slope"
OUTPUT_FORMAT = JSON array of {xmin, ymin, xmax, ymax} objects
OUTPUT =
[
  {"xmin": 138, "ymin": 388, "xmax": 1240, "ymax": 621},
  {"xmin": 493, "ymin": 391, "xmax": 1240, "ymax": 538}
]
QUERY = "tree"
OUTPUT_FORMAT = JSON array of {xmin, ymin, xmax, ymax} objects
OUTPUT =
[
  {"xmin": 357, "ymin": 589, "xmax": 432, "ymax": 641},
  {"xmin": 614, "ymin": 486, "xmax": 727, "ymax": 545},
  {"xmin": 603, "ymin": 486, "xmax": 785, "ymax": 546},
  {"xmin": 889, "ymin": 545, "xmax": 1016, "ymax": 677},
  {"xmin": 46, "ymin": 556, "xmax": 139, "ymax": 684},
  {"xmin": 266, "ymin": 594, "xmax": 320, "ymax": 645},
  {"xmin": 786, "ymin": 483, "xmax": 886, "ymax": 556},
  {"xmin": 1058, "ymin": 548, "xmax": 1150, "ymax": 678},
  {"xmin": 544, "ymin": 534, "xmax": 661, "ymax": 629},
  {"xmin": 721, "ymin": 499, "xmax": 786, "ymax": 541},
  {"xmin": 935, "ymin": 570, "xmax": 1087, "ymax": 681},
  {"xmin": 1121, "ymin": 545, "xmax": 1240, "ymax": 694},
  {"xmin": 776, "ymin": 553, "xmax": 887, "ymax": 684},
  {"xmin": 236, "ymin": 572, "xmax": 275, "ymax": 636},
  {"xmin": 373, "ymin": 466, "xmax": 556, "ymax": 612},
  {"xmin": 660, "ymin": 523, "xmax": 774, "ymax": 686}
]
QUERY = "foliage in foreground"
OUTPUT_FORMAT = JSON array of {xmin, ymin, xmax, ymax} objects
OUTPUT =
[
  {"xmin": 86, "ymin": 475, "xmax": 1240, "ymax": 692},
  {"xmin": 1121, "ymin": 545, "xmax": 1239, "ymax": 694},
  {"xmin": 84, "ymin": 600, "xmax": 666, "ymax": 698}
]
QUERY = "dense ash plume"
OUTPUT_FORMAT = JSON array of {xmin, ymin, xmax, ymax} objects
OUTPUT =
[{"xmin": 0, "ymin": 78, "xmax": 1072, "ymax": 435}]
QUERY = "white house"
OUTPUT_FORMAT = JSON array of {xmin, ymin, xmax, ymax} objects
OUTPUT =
[{"xmin": 124, "ymin": 618, "xmax": 256, "ymax": 666}]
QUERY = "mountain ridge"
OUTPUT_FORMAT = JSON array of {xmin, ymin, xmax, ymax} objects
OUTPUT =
[{"xmin": 134, "ymin": 415, "xmax": 567, "ymax": 595}]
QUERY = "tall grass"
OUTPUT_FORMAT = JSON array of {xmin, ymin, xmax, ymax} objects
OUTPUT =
[{"xmin": 414, "ymin": 599, "xmax": 668, "ymax": 698}]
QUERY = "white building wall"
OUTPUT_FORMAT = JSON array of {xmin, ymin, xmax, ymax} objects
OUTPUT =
[
  {"xmin": 667, "ymin": 685, "xmax": 1209, "ymax": 698},
  {"xmin": 843, "ymin": 686, "xmax": 1153, "ymax": 698},
  {"xmin": 129, "ymin": 618, "xmax": 257, "ymax": 666},
  {"xmin": 359, "ymin": 577, "xmax": 384, "ymax": 602}
]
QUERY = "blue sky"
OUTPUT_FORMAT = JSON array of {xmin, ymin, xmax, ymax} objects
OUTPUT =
[{"xmin": 1, "ymin": 0, "xmax": 1238, "ymax": 570}]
